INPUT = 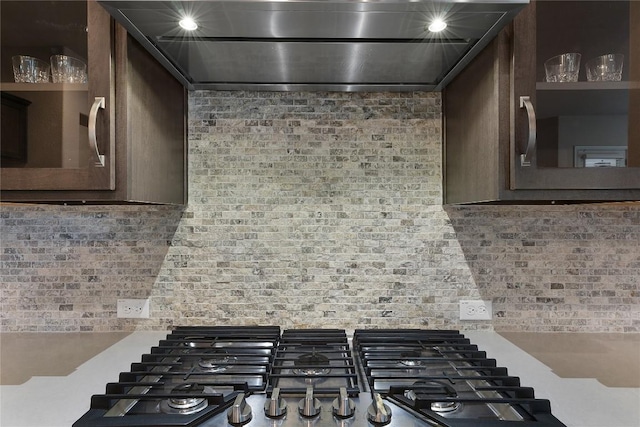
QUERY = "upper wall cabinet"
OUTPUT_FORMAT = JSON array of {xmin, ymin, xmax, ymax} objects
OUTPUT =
[
  {"xmin": 444, "ymin": 0, "xmax": 640, "ymax": 203},
  {"xmin": 0, "ymin": 1, "xmax": 186, "ymax": 204}
]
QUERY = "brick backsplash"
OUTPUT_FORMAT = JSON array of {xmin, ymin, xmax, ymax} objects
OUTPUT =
[{"xmin": 1, "ymin": 91, "xmax": 638, "ymax": 332}]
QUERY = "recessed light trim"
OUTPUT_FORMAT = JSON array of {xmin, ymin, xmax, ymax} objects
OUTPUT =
[
  {"xmin": 179, "ymin": 17, "xmax": 198, "ymax": 31},
  {"xmin": 428, "ymin": 19, "xmax": 447, "ymax": 33}
]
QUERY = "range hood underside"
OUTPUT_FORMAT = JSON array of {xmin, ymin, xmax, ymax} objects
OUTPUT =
[{"xmin": 99, "ymin": 0, "xmax": 527, "ymax": 92}]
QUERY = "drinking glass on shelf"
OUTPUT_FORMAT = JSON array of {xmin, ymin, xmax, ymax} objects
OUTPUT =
[
  {"xmin": 544, "ymin": 53, "xmax": 581, "ymax": 82},
  {"xmin": 12, "ymin": 55, "xmax": 50, "ymax": 83},
  {"xmin": 50, "ymin": 55, "xmax": 87, "ymax": 83},
  {"xmin": 585, "ymin": 54, "xmax": 623, "ymax": 82}
]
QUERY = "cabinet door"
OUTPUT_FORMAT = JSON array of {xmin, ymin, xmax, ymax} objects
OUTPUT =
[
  {"xmin": 0, "ymin": 0, "xmax": 114, "ymax": 190},
  {"xmin": 511, "ymin": 0, "xmax": 639, "ymax": 190}
]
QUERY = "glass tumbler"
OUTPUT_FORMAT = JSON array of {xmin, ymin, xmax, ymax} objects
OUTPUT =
[
  {"xmin": 50, "ymin": 55, "xmax": 87, "ymax": 83},
  {"xmin": 585, "ymin": 54, "xmax": 623, "ymax": 82},
  {"xmin": 12, "ymin": 55, "xmax": 50, "ymax": 83},
  {"xmin": 544, "ymin": 53, "xmax": 581, "ymax": 83}
]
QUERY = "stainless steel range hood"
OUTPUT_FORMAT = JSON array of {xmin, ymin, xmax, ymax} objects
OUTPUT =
[{"xmin": 98, "ymin": 0, "xmax": 527, "ymax": 91}]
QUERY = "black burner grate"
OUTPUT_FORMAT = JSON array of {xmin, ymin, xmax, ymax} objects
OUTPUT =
[
  {"xmin": 72, "ymin": 326, "xmax": 280, "ymax": 427},
  {"xmin": 267, "ymin": 329, "xmax": 359, "ymax": 397},
  {"xmin": 353, "ymin": 329, "xmax": 566, "ymax": 427}
]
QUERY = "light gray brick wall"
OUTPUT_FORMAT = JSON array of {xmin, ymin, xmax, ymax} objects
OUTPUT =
[{"xmin": 1, "ymin": 91, "xmax": 638, "ymax": 332}]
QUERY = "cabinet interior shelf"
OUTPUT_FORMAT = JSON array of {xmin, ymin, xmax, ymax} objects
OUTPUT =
[
  {"xmin": 0, "ymin": 82, "xmax": 88, "ymax": 92},
  {"xmin": 536, "ymin": 81, "xmax": 630, "ymax": 118},
  {"xmin": 536, "ymin": 81, "xmax": 630, "ymax": 91}
]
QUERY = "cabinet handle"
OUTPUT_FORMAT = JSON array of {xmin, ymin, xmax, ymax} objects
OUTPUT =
[
  {"xmin": 519, "ymin": 96, "xmax": 536, "ymax": 167},
  {"xmin": 89, "ymin": 96, "xmax": 106, "ymax": 167}
]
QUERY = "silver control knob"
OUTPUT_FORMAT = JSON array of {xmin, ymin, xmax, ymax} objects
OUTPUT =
[
  {"xmin": 298, "ymin": 386, "xmax": 321, "ymax": 418},
  {"xmin": 264, "ymin": 387, "xmax": 287, "ymax": 418},
  {"xmin": 332, "ymin": 387, "xmax": 356, "ymax": 418},
  {"xmin": 367, "ymin": 393, "xmax": 392, "ymax": 425},
  {"xmin": 227, "ymin": 394, "xmax": 252, "ymax": 425}
]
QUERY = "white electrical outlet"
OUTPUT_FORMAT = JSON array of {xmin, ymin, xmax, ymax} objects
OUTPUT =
[
  {"xmin": 459, "ymin": 300, "xmax": 492, "ymax": 320},
  {"xmin": 117, "ymin": 299, "xmax": 150, "ymax": 318}
]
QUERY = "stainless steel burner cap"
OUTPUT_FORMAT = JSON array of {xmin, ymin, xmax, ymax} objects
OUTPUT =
[
  {"xmin": 168, "ymin": 396, "xmax": 206, "ymax": 410},
  {"xmin": 399, "ymin": 359, "xmax": 424, "ymax": 367},
  {"xmin": 160, "ymin": 383, "xmax": 209, "ymax": 415},
  {"xmin": 292, "ymin": 351, "xmax": 331, "ymax": 376},
  {"xmin": 198, "ymin": 351, "xmax": 236, "ymax": 372},
  {"xmin": 431, "ymin": 401, "xmax": 462, "ymax": 413}
]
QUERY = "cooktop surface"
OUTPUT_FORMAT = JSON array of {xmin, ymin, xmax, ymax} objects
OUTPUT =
[{"xmin": 73, "ymin": 326, "xmax": 566, "ymax": 427}]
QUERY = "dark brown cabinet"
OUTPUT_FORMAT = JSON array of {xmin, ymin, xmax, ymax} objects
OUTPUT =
[
  {"xmin": 444, "ymin": 0, "xmax": 640, "ymax": 204},
  {"xmin": 0, "ymin": 1, "xmax": 186, "ymax": 204}
]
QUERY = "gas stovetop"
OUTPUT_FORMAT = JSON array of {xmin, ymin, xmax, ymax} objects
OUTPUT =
[{"xmin": 73, "ymin": 327, "xmax": 566, "ymax": 427}]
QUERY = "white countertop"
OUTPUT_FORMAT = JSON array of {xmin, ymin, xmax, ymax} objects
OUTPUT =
[{"xmin": 1, "ymin": 331, "xmax": 638, "ymax": 427}]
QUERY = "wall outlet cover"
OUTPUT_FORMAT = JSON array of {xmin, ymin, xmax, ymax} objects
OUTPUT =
[
  {"xmin": 117, "ymin": 299, "xmax": 150, "ymax": 318},
  {"xmin": 459, "ymin": 300, "xmax": 492, "ymax": 320}
]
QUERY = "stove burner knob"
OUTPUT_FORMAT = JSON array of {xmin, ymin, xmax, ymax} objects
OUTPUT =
[
  {"xmin": 332, "ymin": 387, "xmax": 356, "ymax": 418},
  {"xmin": 367, "ymin": 393, "xmax": 392, "ymax": 425},
  {"xmin": 298, "ymin": 386, "xmax": 321, "ymax": 418},
  {"xmin": 264, "ymin": 387, "xmax": 287, "ymax": 418},
  {"xmin": 227, "ymin": 394, "xmax": 252, "ymax": 425}
]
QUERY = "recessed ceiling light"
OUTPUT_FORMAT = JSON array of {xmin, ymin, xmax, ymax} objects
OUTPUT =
[
  {"xmin": 179, "ymin": 17, "xmax": 198, "ymax": 31},
  {"xmin": 428, "ymin": 19, "xmax": 447, "ymax": 33}
]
